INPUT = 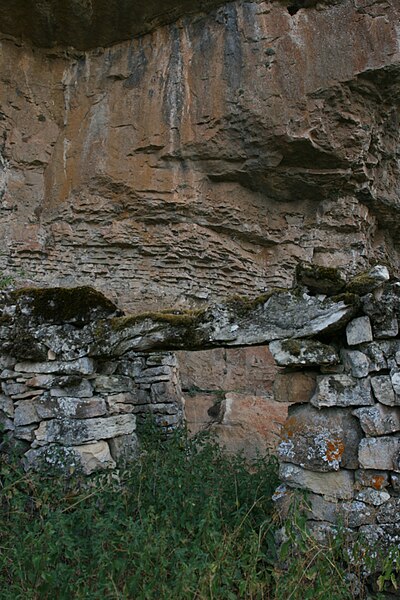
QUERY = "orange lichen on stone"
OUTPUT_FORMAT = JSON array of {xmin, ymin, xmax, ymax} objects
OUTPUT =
[
  {"xmin": 281, "ymin": 416, "xmax": 300, "ymax": 439},
  {"xmin": 326, "ymin": 439, "xmax": 345, "ymax": 463},
  {"xmin": 371, "ymin": 475, "xmax": 386, "ymax": 490}
]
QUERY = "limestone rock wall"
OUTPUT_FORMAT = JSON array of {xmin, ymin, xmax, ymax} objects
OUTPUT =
[
  {"xmin": 178, "ymin": 347, "xmax": 287, "ymax": 456},
  {"xmin": 273, "ymin": 277, "xmax": 400, "ymax": 545},
  {"xmin": 1, "ymin": 0, "xmax": 400, "ymax": 312}
]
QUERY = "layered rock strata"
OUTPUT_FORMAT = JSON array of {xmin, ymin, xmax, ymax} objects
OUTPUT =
[{"xmin": 0, "ymin": 0, "xmax": 399, "ymax": 313}]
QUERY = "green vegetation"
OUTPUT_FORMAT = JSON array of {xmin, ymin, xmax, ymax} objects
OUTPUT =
[{"xmin": 0, "ymin": 428, "xmax": 397, "ymax": 599}]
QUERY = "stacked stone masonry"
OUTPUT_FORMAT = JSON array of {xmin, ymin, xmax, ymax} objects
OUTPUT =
[
  {"xmin": 2, "ymin": 265, "xmax": 400, "ymax": 554},
  {"xmin": 273, "ymin": 267, "xmax": 400, "ymax": 547},
  {"xmin": 0, "ymin": 288, "xmax": 184, "ymax": 474}
]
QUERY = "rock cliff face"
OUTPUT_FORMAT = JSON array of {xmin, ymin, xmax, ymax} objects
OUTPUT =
[{"xmin": 1, "ymin": 0, "xmax": 399, "ymax": 313}]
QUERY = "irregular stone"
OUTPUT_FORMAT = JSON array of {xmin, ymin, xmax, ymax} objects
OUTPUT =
[
  {"xmin": 279, "ymin": 463, "xmax": 354, "ymax": 500},
  {"xmin": 376, "ymin": 498, "xmax": 400, "ymax": 524},
  {"xmin": 310, "ymin": 375, "xmax": 373, "ymax": 408},
  {"xmin": 305, "ymin": 493, "xmax": 340, "ymax": 524},
  {"xmin": 11, "ymin": 389, "xmax": 46, "ymax": 400},
  {"xmin": 23, "ymin": 441, "xmax": 116, "ymax": 474},
  {"xmin": 346, "ymin": 265, "xmax": 390, "ymax": 296},
  {"xmin": 2, "ymin": 382, "xmax": 27, "ymax": 396},
  {"xmin": 340, "ymin": 350, "xmax": 370, "ymax": 378},
  {"xmin": 14, "ymin": 400, "xmax": 40, "ymax": 426},
  {"xmin": 279, "ymin": 404, "xmax": 362, "ymax": 471},
  {"xmin": 340, "ymin": 501, "xmax": 376, "ymax": 528},
  {"xmin": 94, "ymin": 375, "xmax": 136, "ymax": 393},
  {"xmin": 269, "ymin": 339, "xmax": 339, "ymax": 368},
  {"xmin": 390, "ymin": 371, "xmax": 400, "ymax": 397},
  {"xmin": 359, "ymin": 524, "xmax": 400, "ymax": 548},
  {"xmin": 390, "ymin": 473, "xmax": 400, "ymax": 493},
  {"xmin": 295, "ymin": 264, "xmax": 346, "ymax": 296},
  {"xmin": 73, "ymin": 441, "xmax": 116, "ymax": 475},
  {"xmin": 34, "ymin": 414, "xmax": 136, "ymax": 445},
  {"xmin": 346, "ymin": 316, "xmax": 373, "ymax": 346},
  {"xmin": 273, "ymin": 371, "xmax": 316, "ymax": 404},
  {"xmin": 108, "ymin": 434, "xmax": 139, "ymax": 464},
  {"xmin": 15, "ymin": 396, "xmax": 107, "ymax": 425},
  {"xmin": 355, "ymin": 488, "xmax": 391, "ymax": 506},
  {"xmin": 97, "ymin": 291, "xmax": 358, "ymax": 354},
  {"xmin": 0, "ymin": 394, "xmax": 14, "ymax": 417},
  {"xmin": 14, "ymin": 358, "xmax": 94, "ymax": 375},
  {"xmin": 49, "ymin": 379, "xmax": 93, "ymax": 398},
  {"xmin": 107, "ymin": 398, "xmax": 135, "ymax": 414},
  {"xmin": 359, "ymin": 437, "xmax": 400, "ymax": 471},
  {"xmin": 14, "ymin": 425, "xmax": 37, "ymax": 442},
  {"xmin": 359, "ymin": 343, "xmax": 388, "ymax": 372},
  {"xmin": 353, "ymin": 405, "xmax": 400, "ymax": 436},
  {"xmin": 355, "ymin": 470, "xmax": 389, "ymax": 491},
  {"xmin": 363, "ymin": 282, "xmax": 400, "ymax": 339},
  {"xmin": 135, "ymin": 365, "xmax": 173, "ymax": 383},
  {"xmin": 371, "ymin": 375, "xmax": 397, "ymax": 406}
]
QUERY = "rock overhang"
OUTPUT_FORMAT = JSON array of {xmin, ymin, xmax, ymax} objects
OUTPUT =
[{"xmin": 0, "ymin": 0, "xmax": 229, "ymax": 50}]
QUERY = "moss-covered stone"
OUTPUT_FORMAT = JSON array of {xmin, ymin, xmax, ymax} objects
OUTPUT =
[
  {"xmin": 225, "ymin": 289, "xmax": 286, "ymax": 319},
  {"xmin": 295, "ymin": 263, "xmax": 346, "ymax": 295},
  {"xmin": 11, "ymin": 286, "xmax": 119, "ymax": 325}
]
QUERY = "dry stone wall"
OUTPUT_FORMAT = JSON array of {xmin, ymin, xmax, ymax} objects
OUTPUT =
[
  {"xmin": 2, "ymin": 264, "xmax": 400, "ymax": 553},
  {"xmin": 273, "ymin": 269, "xmax": 400, "ymax": 546},
  {"xmin": 0, "ymin": 288, "xmax": 184, "ymax": 473}
]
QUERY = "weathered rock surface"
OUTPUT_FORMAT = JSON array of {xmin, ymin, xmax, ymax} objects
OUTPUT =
[
  {"xmin": 279, "ymin": 404, "xmax": 362, "ymax": 471},
  {"xmin": 346, "ymin": 316, "xmax": 373, "ymax": 346},
  {"xmin": 279, "ymin": 463, "xmax": 354, "ymax": 500},
  {"xmin": 34, "ymin": 414, "xmax": 136, "ymax": 445},
  {"xmin": 269, "ymin": 339, "xmax": 339, "ymax": 368},
  {"xmin": 0, "ymin": 1, "xmax": 399, "ymax": 313},
  {"xmin": 310, "ymin": 374, "xmax": 373, "ymax": 408},
  {"xmin": 353, "ymin": 405, "xmax": 400, "ymax": 437},
  {"xmin": 358, "ymin": 437, "xmax": 400, "ymax": 471}
]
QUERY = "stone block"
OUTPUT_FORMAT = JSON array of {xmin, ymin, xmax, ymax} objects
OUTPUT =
[
  {"xmin": 269, "ymin": 339, "xmax": 339, "ymax": 367},
  {"xmin": 376, "ymin": 498, "xmax": 400, "ymax": 524},
  {"xmin": 371, "ymin": 375, "xmax": 397, "ymax": 406},
  {"xmin": 359, "ymin": 524, "xmax": 400, "ymax": 548},
  {"xmin": 279, "ymin": 404, "xmax": 362, "ymax": 471},
  {"xmin": 279, "ymin": 463, "xmax": 354, "ymax": 500},
  {"xmin": 355, "ymin": 488, "xmax": 391, "ymax": 506},
  {"xmin": 340, "ymin": 350, "xmax": 369, "ymax": 378},
  {"xmin": 49, "ymin": 379, "xmax": 93, "ymax": 398},
  {"xmin": 74, "ymin": 441, "xmax": 116, "ymax": 475},
  {"xmin": 310, "ymin": 374, "xmax": 373, "ymax": 408},
  {"xmin": 340, "ymin": 500, "xmax": 376, "ymax": 528},
  {"xmin": 23, "ymin": 441, "xmax": 116, "ymax": 474},
  {"xmin": 273, "ymin": 371, "xmax": 316, "ymax": 404},
  {"xmin": 355, "ymin": 470, "xmax": 389, "ymax": 491},
  {"xmin": 359, "ymin": 437, "xmax": 400, "ymax": 471},
  {"xmin": 34, "ymin": 414, "xmax": 136, "ymax": 445},
  {"xmin": 94, "ymin": 375, "xmax": 136, "ymax": 393},
  {"xmin": 14, "ymin": 425, "xmax": 37, "ymax": 442},
  {"xmin": 346, "ymin": 316, "xmax": 373, "ymax": 346},
  {"xmin": 14, "ymin": 357, "xmax": 94, "ymax": 375},
  {"xmin": 0, "ymin": 394, "xmax": 14, "ymax": 417},
  {"xmin": 390, "ymin": 371, "xmax": 400, "ymax": 397},
  {"xmin": 108, "ymin": 433, "xmax": 138, "ymax": 464},
  {"xmin": 15, "ymin": 396, "xmax": 107, "ymax": 425},
  {"xmin": 359, "ymin": 342, "xmax": 388, "ymax": 372},
  {"xmin": 353, "ymin": 405, "xmax": 400, "ymax": 436}
]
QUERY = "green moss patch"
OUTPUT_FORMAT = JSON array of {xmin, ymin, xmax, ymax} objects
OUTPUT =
[{"xmin": 11, "ymin": 286, "xmax": 119, "ymax": 324}]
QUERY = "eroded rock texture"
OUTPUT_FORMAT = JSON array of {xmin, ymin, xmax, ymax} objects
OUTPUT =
[{"xmin": 0, "ymin": 0, "xmax": 399, "ymax": 313}]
